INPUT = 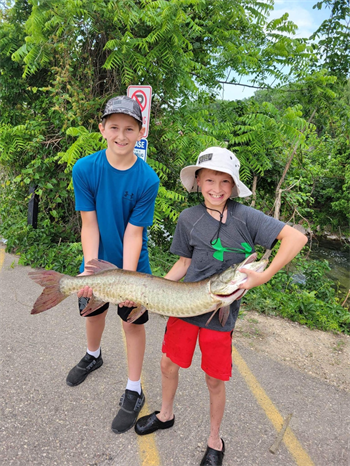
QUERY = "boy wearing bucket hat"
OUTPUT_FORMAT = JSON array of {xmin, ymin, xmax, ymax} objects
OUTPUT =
[
  {"xmin": 68, "ymin": 96, "xmax": 159, "ymax": 434},
  {"xmin": 135, "ymin": 147, "xmax": 307, "ymax": 465}
]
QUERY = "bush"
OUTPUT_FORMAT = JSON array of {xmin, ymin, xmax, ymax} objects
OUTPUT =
[{"xmin": 243, "ymin": 256, "xmax": 350, "ymax": 334}]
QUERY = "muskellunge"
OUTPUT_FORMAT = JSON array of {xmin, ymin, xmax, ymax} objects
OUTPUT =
[{"xmin": 29, "ymin": 253, "xmax": 268, "ymax": 326}]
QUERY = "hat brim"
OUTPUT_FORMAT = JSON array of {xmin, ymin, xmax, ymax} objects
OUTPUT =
[
  {"xmin": 180, "ymin": 165, "xmax": 252, "ymax": 198},
  {"xmin": 101, "ymin": 108, "xmax": 143, "ymax": 124}
]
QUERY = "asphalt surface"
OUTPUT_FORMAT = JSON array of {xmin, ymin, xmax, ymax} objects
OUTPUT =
[{"xmin": 0, "ymin": 245, "xmax": 349, "ymax": 466}]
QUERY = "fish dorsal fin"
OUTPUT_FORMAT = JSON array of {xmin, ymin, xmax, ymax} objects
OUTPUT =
[{"xmin": 85, "ymin": 259, "xmax": 119, "ymax": 274}]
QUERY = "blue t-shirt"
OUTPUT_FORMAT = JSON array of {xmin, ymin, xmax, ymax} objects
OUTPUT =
[{"xmin": 73, "ymin": 149, "xmax": 160, "ymax": 273}]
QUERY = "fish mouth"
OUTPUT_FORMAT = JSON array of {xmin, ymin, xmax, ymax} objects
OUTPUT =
[{"xmin": 214, "ymin": 288, "xmax": 244, "ymax": 300}]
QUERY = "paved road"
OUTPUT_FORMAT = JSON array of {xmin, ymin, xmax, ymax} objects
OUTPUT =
[{"xmin": 0, "ymin": 246, "xmax": 349, "ymax": 466}]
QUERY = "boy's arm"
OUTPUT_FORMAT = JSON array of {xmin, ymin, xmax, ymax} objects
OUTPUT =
[
  {"xmin": 77, "ymin": 210, "xmax": 100, "ymax": 299},
  {"xmin": 118, "ymin": 223, "xmax": 144, "ymax": 308},
  {"xmin": 123, "ymin": 223, "xmax": 143, "ymax": 271},
  {"xmin": 164, "ymin": 256, "xmax": 192, "ymax": 281},
  {"xmin": 239, "ymin": 225, "xmax": 308, "ymax": 290}
]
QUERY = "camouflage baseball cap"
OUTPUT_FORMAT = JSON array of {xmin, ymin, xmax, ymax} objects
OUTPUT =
[{"xmin": 101, "ymin": 96, "xmax": 143, "ymax": 123}]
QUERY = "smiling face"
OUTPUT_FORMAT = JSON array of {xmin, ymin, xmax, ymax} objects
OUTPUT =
[
  {"xmin": 99, "ymin": 113, "xmax": 145, "ymax": 166},
  {"xmin": 196, "ymin": 168, "xmax": 234, "ymax": 211}
]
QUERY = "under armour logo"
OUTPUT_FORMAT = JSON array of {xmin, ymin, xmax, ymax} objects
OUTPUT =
[
  {"xmin": 124, "ymin": 191, "xmax": 134, "ymax": 200},
  {"xmin": 211, "ymin": 240, "xmax": 253, "ymax": 262}
]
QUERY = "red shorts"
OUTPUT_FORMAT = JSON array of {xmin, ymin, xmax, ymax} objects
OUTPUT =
[{"xmin": 162, "ymin": 317, "xmax": 233, "ymax": 381}]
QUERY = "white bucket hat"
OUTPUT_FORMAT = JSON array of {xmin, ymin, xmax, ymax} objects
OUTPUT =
[{"xmin": 180, "ymin": 147, "xmax": 252, "ymax": 198}]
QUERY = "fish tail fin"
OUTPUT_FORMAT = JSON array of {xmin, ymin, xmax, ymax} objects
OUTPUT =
[{"xmin": 28, "ymin": 270, "xmax": 67, "ymax": 314}]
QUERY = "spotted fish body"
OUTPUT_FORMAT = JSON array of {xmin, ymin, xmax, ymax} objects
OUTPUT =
[{"xmin": 29, "ymin": 253, "xmax": 268, "ymax": 325}]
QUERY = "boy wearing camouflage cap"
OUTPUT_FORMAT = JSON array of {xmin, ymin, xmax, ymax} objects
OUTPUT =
[{"xmin": 68, "ymin": 96, "xmax": 159, "ymax": 434}]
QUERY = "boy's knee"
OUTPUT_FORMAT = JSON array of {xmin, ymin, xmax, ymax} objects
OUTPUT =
[
  {"xmin": 205, "ymin": 373, "xmax": 223, "ymax": 390},
  {"xmin": 86, "ymin": 312, "xmax": 106, "ymax": 324},
  {"xmin": 160, "ymin": 354, "xmax": 179, "ymax": 377},
  {"xmin": 122, "ymin": 320, "xmax": 145, "ymax": 334}
]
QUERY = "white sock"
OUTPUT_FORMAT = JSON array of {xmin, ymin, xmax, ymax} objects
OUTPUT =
[
  {"xmin": 126, "ymin": 378, "xmax": 141, "ymax": 395},
  {"xmin": 87, "ymin": 347, "xmax": 100, "ymax": 358}
]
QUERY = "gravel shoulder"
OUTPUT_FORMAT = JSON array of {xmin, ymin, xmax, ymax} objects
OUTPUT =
[{"xmin": 234, "ymin": 309, "xmax": 350, "ymax": 392}]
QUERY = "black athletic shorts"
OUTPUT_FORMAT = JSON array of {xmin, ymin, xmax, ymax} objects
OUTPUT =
[{"xmin": 78, "ymin": 297, "xmax": 149, "ymax": 324}]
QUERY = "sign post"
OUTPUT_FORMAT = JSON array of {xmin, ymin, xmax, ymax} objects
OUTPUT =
[
  {"xmin": 128, "ymin": 85, "xmax": 152, "ymax": 161},
  {"xmin": 127, "ymin": 85, "xmax": 152, "ymax": 137},
  {"xmin": 133, "ymin": 138, "xmax": 148, "ymax": 162}
]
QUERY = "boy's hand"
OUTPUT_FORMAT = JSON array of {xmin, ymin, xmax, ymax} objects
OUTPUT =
[
  {"xmin": 77, "ymin": 270, "xmax": 94, "ymax": 299},
  {"xmin": 119, "ymin": 300, "xmax": 136, "ymax": 308},
  {"xmin": 238, "ymin": 267, "xmax": 268, "ymax": 290}
]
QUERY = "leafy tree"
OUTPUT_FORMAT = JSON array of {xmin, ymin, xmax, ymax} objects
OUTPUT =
[
  {"xmin": 1, "ymin": 0, "xmax": 315, "ymax": 239},
  {"xmin": 311, "ymin": 0, "xmax": 350, "ymax": 83}
]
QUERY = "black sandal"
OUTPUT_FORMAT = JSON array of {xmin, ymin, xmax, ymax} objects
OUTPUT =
[
  {"xmin": 200, "ymin": 438, "xmax": 225, "ymax": 466},
  {"xmin": 135, "ymin": 411, "xmax": 175, "ymax": 436}
]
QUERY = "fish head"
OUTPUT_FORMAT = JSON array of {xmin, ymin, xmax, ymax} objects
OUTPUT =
[
  {"xmin": 209, "ymin": 253, "xmax": 257, "ymax": 293},
  {"xmin": 210, "ymin": 254, "xmax": 268, "ymax": 305}
]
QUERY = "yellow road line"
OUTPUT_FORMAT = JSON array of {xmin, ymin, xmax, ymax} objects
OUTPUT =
[
  {"xmin": 120, "ymin": 326, "xmax": 161, "ymax": 466},
  {"xmin": 0, "ymin": 247, "xmax": 5, "ymax": 271},
  {"xmin": 232, "ymin": 345, "xmax": 315, "ymax": 466}
]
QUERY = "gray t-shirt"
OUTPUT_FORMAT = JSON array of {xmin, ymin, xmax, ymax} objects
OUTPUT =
[{"xmin": 170, "ymin": 200, "xmax": 285, "ymax": 331}]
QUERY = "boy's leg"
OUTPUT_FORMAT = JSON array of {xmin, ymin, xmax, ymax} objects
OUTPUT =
[
  {"xmin": 66, "ymin": 305, "xmax": 108, "ymax": 387},
  {"xmin": 122, "ymin": 320, "xmax": 146, "ymax": 382},
  {"xmin": 134, "ymin": 353, "xmax": 179, "ymax": 435},
  {"xmin": 86, "ymin": 311, "xmax": 107, "ymax": 351},
  {"xmin": 135, "ymin": 317, "xmax": 198, "ymax": 436},
  {"xmin": 198, "ymin": 327, "xmax": 231, "ymax": 463},
  {"xmin": 205, "ymin": 375, "xmax": 226, "ymax": 451},
  {"xmin": 111, "ymin": 307, "xmax": 148, "ymax": 434},
  {"xmin": 158, "ymin": 354, "xmax": 179, "ymax": 422}
]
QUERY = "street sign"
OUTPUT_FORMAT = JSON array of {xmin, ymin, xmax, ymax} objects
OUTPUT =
[
  {"xmin": 134, "ymin": 138, "xmax": 148, "ymax": 162},
  {"xmin": 127, "ymin": 85, "xmax": 152, "ymax": 138}
]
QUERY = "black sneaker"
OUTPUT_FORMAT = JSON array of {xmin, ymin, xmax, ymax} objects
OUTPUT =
[
  {"xmin": 66, "ymin": 351, "xmax": 103, "ymax": 386},
  {"xmin": 111, "ymin": 389, "xmax": 145, "ymax": 434}
]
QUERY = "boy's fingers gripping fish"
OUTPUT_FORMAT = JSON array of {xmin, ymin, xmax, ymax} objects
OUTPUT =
[{"xmin": 28, "ymin": 253, "xmax": 268, "ymax": 326}]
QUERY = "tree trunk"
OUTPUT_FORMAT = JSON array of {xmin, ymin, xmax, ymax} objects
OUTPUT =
[
  {"xmin": 250, "ymin": 175, "xmax": 258, "ymax": 207},
  {"xmin": 274, "ymin": 108, "xmax": 317, "ymax": 220}
]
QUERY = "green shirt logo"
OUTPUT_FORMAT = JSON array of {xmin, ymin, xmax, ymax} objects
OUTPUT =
[{"xmin": 211, "ymin": 239, "xmax": 253, "ymax": 262}]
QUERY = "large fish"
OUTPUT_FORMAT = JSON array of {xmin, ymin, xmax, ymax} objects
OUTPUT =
[{"xmin": 29, "ymin": 253, "xmax": 268, "ymax": 326}]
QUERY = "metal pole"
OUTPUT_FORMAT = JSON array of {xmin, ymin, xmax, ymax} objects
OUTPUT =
[{"xmin": 27, "ymin": 185, "xmax": 39, "ymax": 229}]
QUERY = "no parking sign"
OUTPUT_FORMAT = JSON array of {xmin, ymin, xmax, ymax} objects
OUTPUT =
[{"xmin": 127, "ymin": 85, "xmax": 152, "ymax": 138}]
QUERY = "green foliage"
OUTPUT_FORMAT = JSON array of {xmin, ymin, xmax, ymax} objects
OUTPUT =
[
  {"xmin": 243, "ymin": 256, "xmax": 350, "ymax": 333},
  {"xmin": 0, "ymin": 0, "xmax": 349, "ymax": 335},
  {"xmin": 252, "ymin": 76, "xmax": 350, "ymax": 233},
  {"xmin": 230, "ymin": 102, "xmax": 310, "ymax": 178},
  {"xmin": 311, "ymin": 0, "xmax": 350, "ymax": 82},
  {"xmin": 0, "ymin": 177, "xmax": 82, "ymax": 275},
  {"xmin": 148, "ymin": 242, "xmax": 177, "ymax": 278},
  {"xmin": 58, "ymin": 127, "xmax": 106, "ymax": 171}
]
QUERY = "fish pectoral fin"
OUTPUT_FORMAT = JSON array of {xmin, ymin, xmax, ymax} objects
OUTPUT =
[
  {"xmin": 85, "ymin": 259, "xmax": 119, "ymax": 274},
  {"xmin": 205, "ymin": 304, "xmax": 222, "ymax": 326},
  {"xmin": 126, "ymin": 304, "xmax": 147, "ymax": 323},
  {"xmin": 80, "ymin": 296, "xmax": 106, "ymax": 316},
  {"xmin": 218, "ymin": 305, "xmax": 231, "ymax": 327}
]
